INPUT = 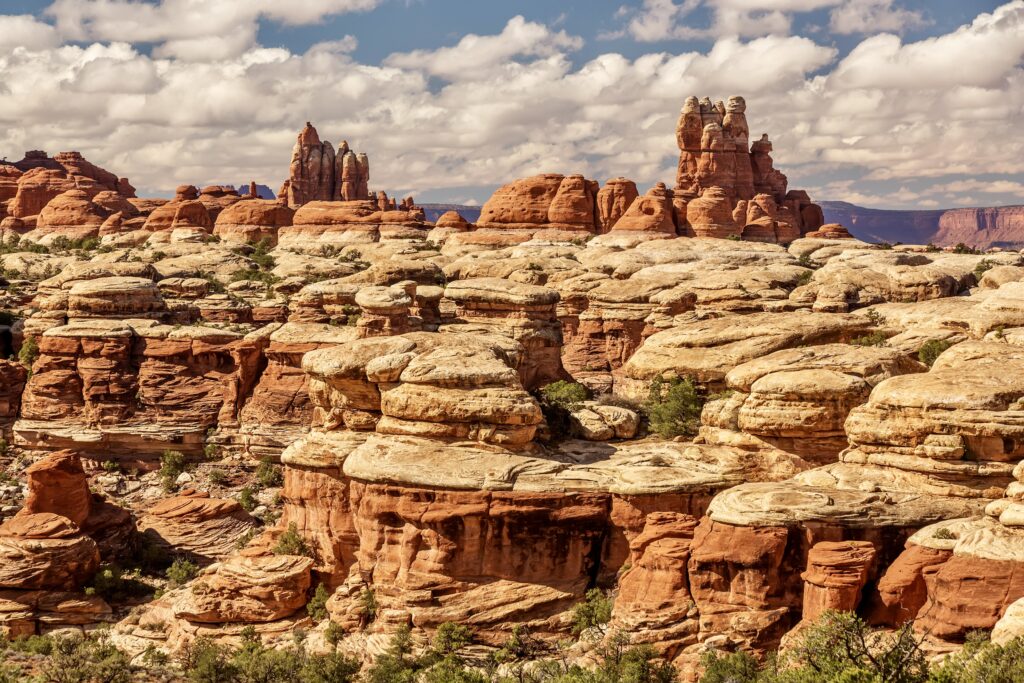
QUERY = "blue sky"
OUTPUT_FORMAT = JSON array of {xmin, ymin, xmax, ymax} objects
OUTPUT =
[{"xmin": 1, "ymin": 0, "xmax": 1022, "ymax": 209}]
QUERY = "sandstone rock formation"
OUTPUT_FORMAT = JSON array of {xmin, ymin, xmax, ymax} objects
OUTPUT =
[
  {"xmin": 673, "ymin": 95, "xmax": 823, "ymax": 240},
  {"xmin": 213, "ymin": 199, "xmax": 294, "ymax": 245},
  {"xmin": 700, "ymin": 344, "xmax": 926, "ymax": 464},
  {"xmin": 476, "ymin": 173, "xmax": 599, "ymax": 235},
  {"xmin": 283, "ymin": 123, "xmax": 371, "ymax": 207}
]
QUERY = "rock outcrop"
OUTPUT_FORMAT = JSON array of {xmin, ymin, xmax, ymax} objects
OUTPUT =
[{"xmin": 283, "ymin": 123, "xmax": 371, "ymax": 207}]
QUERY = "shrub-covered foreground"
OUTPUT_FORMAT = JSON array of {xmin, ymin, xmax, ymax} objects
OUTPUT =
[
  {"xmin": 4, "ymin": 610, "xmax": 1021, "ymax": 682},
  {"xmin": 700, "ymin": 611, "xmax": 1024, "ymax": 683}
]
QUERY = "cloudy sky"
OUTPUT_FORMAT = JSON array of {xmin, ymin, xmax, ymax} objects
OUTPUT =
[{"xmin": 1, "ymin": 0, "xmax": 1022, "ymax": 209}]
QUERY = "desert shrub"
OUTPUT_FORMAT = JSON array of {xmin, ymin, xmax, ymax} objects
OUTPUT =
[
  {"xmin": 931, "ymin": 633, "xmax": 1024, "ymax": 683},
  {"xmin": 932, "ymin": 527, "xmax": 956, "ymax": 540},
  {"xmin": 180, "ymin": 636, "xmax": 237, "ymax": 683},
  {"xmin": 234, "ymin": 527, "xmax": 258, "ymax": 550},
  {"xmin": 325, "ymin": 621, "xmax": 345, "ymax": 647},
  {"xmin": 159, "ymin": 449, "xmax": 188, "ymax": 491},
  {"xmin": 307, "ymin": 583, "xmax": 330, "ymax": 622},
  {"xmin": 851, "ymin": 332, "xmax": 888, "ymax": 347},
  {"xmin": 8, "ymin": 634, "xmax": 55, "ymax": 655},
  {"xmin": 230, "ymin": 267, "xmax": 280, "ymax": 286},
  {"xmin": 646, "ymin": 376, "xmax": 703, "ymax": 438},
  {"xmin": 18, "ymin": 335, "xmax": 38, "ymax": 370},
  {"xmin": 953, "ymin": 242, "xmax": 980, "ymax": 254},
  {"xmin": 238, "ymin": 485, "xmax": 257, "ymax": 511},
  {"xmin": 207, "ymin": 468, "xmax": 228, "ymax": 486},
  {"xmin": 794, "ymin": 269, "xmax": 814, "ymax": 286},
  {"xmin": 571, "ymin": 588, "xmax": 613, "ymax": 637},
  {"xmin": 918, "ymin": 339, "xmax": 953, "ymax": 367},
  {"xmin": 541, "ymin": 380, "xmax": 589, "ymax": 410},
  {"xmin": 166, "ymin": 557, "xmax": 199, "ymax": 587},
  {"xmin": 699, "ymin": 650, "xmax": 761, "ymax": 683},
  {"xmin": 431, "ymin": 622, "xmax": 474, "ymax": 657},
  {"xmin": 273, "ymin": 522, "xmax": 311, "ymax": 557},
  {"xmin": 38, "ymin": 632, "xmax": 133, "ymax": 683},
  {"xmin": 538, "ymin": 380, "xmax": 590, "ymax": 440},
  {"xmin": 85, "ymin": 564, "xmax": 151, "ymax": 601},
  {"xmin": 699, "ymin": 610, "xmax": 929, "ymax": 683},
  {"xmin": 974, "ymin": 258, "xmax": 995, "ymax": 278},
  {"xmin": 364, "ymin": 625, "xmax": 417, "ymax": 683},
  {"xmin": 256, "ymin": 458, "xmax": 283, "ymax": 487},
  {"xmin": 359, "ymin": 588, "xmax": 378, "ymax": 623}
]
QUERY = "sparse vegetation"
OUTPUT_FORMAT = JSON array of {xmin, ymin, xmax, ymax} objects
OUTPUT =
[
  {"xmin": 537, "ymin": 380, "xmax": 590, "ymax": 440},
  {"xmin": 165, "ymin": 557, "xmax": 200, "ymax": 588},
  {"xmin": 358, "ymin": 588, "xmax": 378, "ymax": 623},
  {"xmin": 207, "ymin": 468, "xmax": 228, "ymax": 486},
  {"xmin": 571, "ymin": 588, "xmax": 614, "ymax": 637},
  {"xmin": 953, "ymin": 242, "xmax": 981, "ymax": 255},
  {"xmin": 974, "ymin": 258, "xmax": 995, "ymax": 279},
  {"xmin": 646, "ymin": 376, "xmax": 703, "ymax": 438},
  {"xmin": 932, "ymin": 527, "xmax": 956, "ymax": 540},
  {"xmin": 18, "ymin": 336, "xmax": 38, "ymax": 371},
  {"xmin": 158, "ymin": 449, "xmax": 188, "ymax": 492},
  {"xmin": 851, "ymin": 331, "xmax": 889, "ymax": 347},
  {"xmin": 256, "ymin": 458, "xmax": 284, "ymax": 487},
  {"xmin": 307, "ymin": 583, "xmax": 331, "ymax": 622},
  {"xmin": 238, "ymin": 485, "xmax": 258, "ymax": 511},
  {"xmin": 273, "ymin": 522, "xmax": 311, "ymax": 557},
  {"xmin": 919, "ymin": 339, "xmax": 953, "ymax": 366}
]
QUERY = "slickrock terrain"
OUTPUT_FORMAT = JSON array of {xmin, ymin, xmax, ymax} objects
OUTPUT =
[{"xmin": 2, "ymin": 95, "xmax": 1024, "ymax": 682}]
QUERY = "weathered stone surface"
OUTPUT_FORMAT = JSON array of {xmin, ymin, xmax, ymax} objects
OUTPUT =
[
  {"xmin": 596, "ymin": 178, "xmax": 639, "ymax": 233},
  {"xmin": 618, "ymin": 311, "xmax": 872, "ymax": 395},
  {"xmin": 700, "ymin": 344, "xmax": 925, "ymax": 464},
  {"xmin": 139, "ymin": 491, "xmax": 257, "ymax": 564},
  {"xmin": 284, "ymin": 123, "xmax": 371, "ymax": 207},
  {"xmin": 213, "ymin": 199, "xmax": 294, "ymax": 245},
  {"xmin": 800, "ymin": 541, "xmax": 876, "ymax": 623},
  {"xmin": 172, "ymin": 549, "xmax": 313, "ymax": 623},
  {"xmin": 0, "ymin": 513, "xmax": 99, "ymax": 590},
  {"xmin": 477, "ymin": 174, "xmax": 599, "ymax": 233}
]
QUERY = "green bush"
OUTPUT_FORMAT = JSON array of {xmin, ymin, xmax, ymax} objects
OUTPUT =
[
  {"xmin": 698, "ymin": 610, "xmax": 929, "ymax": 683},
  {"xmin": 851, "ymin": 331, "xmax": 889, "ymax": 347},
  {"xmin": 431, "ymin": 622, "xmax": 473, "ymax": 657},
  {"xmin": 166, "ymin": 557, "xmax": 199, "ymax": 588},
  {"xmin": 364, "ymin": 625, "xmax": 417, "ymax": 683},
  {"xmin": 953, "ymin": 242, "xmax": 980, "ymax": 254},
  {"xmin": 541, "ymin": 380, "xmax": 589, "ymax": 411},
  {"xmin": 571, "ymin": 588, "xmax": 613, "ymax": 637},
  {"xmin": 207, "ymin": 468, "xmax": 228, "ymax": 486},
  {"xmin": 159, "ymin": 449, "xmax": 188, "ymax": 492},
  {"xmin": 699, "ymin": 650, "xmax": 761, "ymax": 683},
  {"xmin": 645, "ymin": 376, "xmax": 703, "ymax": 438},
  {"xmin": 238, "ymin": 485, "xmax": 258, "ymax": 511},
  {"xmin": 538, "ymin": 380, "xmax": 590, "ymax": 440},
  {"xmin": 918, "ymin": 339, "xmax": 953, "ymax": 367},
  {"xmin": 18, "ymin": 335, "xmax": 38, "ymax": 370},
  {"xmin": 273, "ymin": 522, "xmax": 311, "ymax": 557},
  {"xmin": 256, "ymin": 458, "xmax": 284, "ymax": 487},
  {"xmin": 931, "ymin": 632, "xmax": 1024, "ymax": 683},
  {"xmin": 359, "ymin": 588, "xmax": 378, "ymax": 623},
  {"xmin": 39, "ymin": 633, "xmax": 133, "ymax": 683},
  {"xmin": 180, "ymin": 636, "xmax": 237, "ymax": 683},
  {"xmin": 307, "ymin": 583, "xmax": 330, "ymax": 622},
  {"xmin": 325, "ymin": 621, "xmax": 345, "ymax": 647},
  {"xmin": 974, "ymin": 258, "xmax": 995, "ymax": 278}
]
